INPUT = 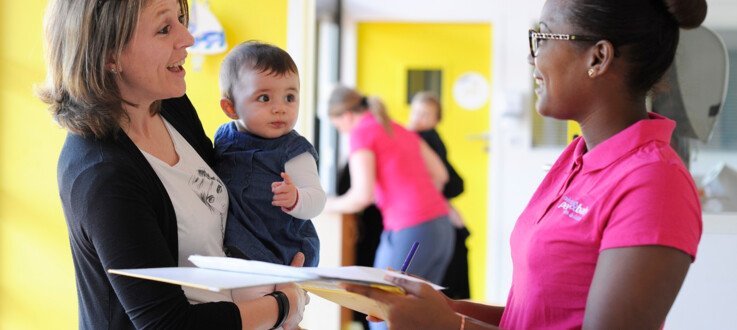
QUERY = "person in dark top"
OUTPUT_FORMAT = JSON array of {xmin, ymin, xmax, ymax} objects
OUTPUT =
[
  {"xmin": 408, "ymin": 91, "xmax": 470, "ymax": 299},
  {"xmin": 38, "ymin": 0, "xmax": 307, "ymax": 329}
]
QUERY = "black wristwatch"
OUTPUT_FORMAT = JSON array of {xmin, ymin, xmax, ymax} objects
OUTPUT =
[{"xmin": 265, "ymin": 291, "xmax": 290, "ymax": 329}]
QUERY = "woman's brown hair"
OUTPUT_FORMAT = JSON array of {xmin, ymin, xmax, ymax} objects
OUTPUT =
[
  {"xmin": 36, "ymin": 0, "xmax": 189, "ymax": 139},
  {"xmin": 327, "ymin": 85, "xmax": 394, "ymax": 136}
]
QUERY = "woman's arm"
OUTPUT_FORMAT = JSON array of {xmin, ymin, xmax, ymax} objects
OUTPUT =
[
  {"xmin": 419, "ymin": 139, "xmax": 449, "ymax": 191},
  {"xmin": 236, "ymin": 253, "xmax": 308, "ymax": 329},
  {"xmin": 235, "ymin": 295, "xmax": 285, "ymax": 329},
  {"xmin": 583, "ymin": 246, "xmax": 691, "ymax": 329},
  {"xmin": 68, "ymin": 163, "xmax": 241, "ymax": 329},
  {"xmin": 343, "ymin": 276, "xmax": 501, "ymax": 329},
  {"xmin": 582, "ymin": 163, "xmax": 698, "ymax": 329},
  {"xmin": 324, "ymin": 149, "xmax": 375, "ymax": 214},
  {"xmin": 449, "ymin": 299, "xmax": 505, "ymax": 326}
]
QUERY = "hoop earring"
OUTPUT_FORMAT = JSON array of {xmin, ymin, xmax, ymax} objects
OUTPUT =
[{"xmin": 587, "ymin": 68, "xmax": 595, "ymax": 78}]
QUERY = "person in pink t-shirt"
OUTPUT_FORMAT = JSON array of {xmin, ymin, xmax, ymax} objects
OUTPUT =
[
  {"xmin": 342, "ymin": 0, "xmax": 707, "ymax": 329},
  {"xmin": 324, "ymin": 85, "xmax": 455, "ymax": 330}
]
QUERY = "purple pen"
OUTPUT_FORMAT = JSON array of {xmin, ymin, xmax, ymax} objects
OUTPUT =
[{"xmin": 400, "ymin": 241, "xmax": 420, "ymax": 273}]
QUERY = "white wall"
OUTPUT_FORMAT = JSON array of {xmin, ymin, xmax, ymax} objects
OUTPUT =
[
  {"xmin": 665, "ymin": 213, "xmax": 737, "ymax": 329},
  {"xmin": 300, "ymin": 213, "xmax": 344, "ymax": 330},
  {"xmin": 287, "ymin": 0, "xmax": 317, "ymax": 144},
  {"xmin": 691, "ymin": 150, "xmax": 737, "ymax": 177},
  {"xmin": 703, "ymin": 0, "xmax": 737, "ymax": 29},
  {"xmin": 486, "ymin": 0, "xmax": 549, "ymax": 304}
]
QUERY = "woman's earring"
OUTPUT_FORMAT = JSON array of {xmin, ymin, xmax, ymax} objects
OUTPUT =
[{"xmin": 587, "ymin": 68, "xmax": 595, "ymax": 78}]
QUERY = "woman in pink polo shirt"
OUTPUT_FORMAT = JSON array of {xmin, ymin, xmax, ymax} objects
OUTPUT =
[
  {"xmin": 325, "ymin": 86, "xmax": 455, "ymax": 329},
  {"xmin": 343, "ymin": 0, "xmax": 707, "ymax": 329}
]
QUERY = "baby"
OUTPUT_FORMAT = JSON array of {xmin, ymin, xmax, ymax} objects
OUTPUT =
[{"xmin": 213, "ymin": 41, "xmax": 325, "ymax": 300}]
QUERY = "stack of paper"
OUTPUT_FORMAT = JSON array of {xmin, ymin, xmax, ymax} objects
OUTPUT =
[{"xmin": 109, "ymin": 255, "xmax": 443, "ymax": 319}]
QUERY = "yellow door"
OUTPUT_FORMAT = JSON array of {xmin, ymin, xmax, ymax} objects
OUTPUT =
[{"xmin": 356, "ymin": 22, "xmax": 492, "ymax": 299}]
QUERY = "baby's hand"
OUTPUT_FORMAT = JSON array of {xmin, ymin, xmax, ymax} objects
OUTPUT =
[{"xmin": 272, "ymin": 172, "xmax": 298, "ymax": 212}]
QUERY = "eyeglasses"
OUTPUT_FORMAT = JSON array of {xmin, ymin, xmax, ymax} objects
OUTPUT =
[{"xmin": 528, "ymin": 29, "xmax": 602, "ymax": 58}]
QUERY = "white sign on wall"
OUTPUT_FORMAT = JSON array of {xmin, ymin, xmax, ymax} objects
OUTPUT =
[{"xmin": 453, "ymin": 72, "xmax": 489, "ymax": 110}]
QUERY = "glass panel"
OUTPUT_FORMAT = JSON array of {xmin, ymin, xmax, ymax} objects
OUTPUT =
[
  {"xmin": 697, "ymin": 49, "xmax": 737, "ymax": 151},
  {"xmin": 530, "ymin": 76, "xmax": 567, "ymax": 147},
  {"xmin": 407, "ymin": 69, "xmax": 442, "ymax": 104}
]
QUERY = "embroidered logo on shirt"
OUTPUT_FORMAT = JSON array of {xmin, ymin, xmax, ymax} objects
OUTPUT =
[{"xmin": 557, "ymin": 196, "xmax": 589, "ymax": 221}]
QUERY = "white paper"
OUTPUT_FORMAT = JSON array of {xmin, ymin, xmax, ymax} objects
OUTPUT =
[
  {"xmin": 109, "ymin": 255, "xmax": 443, "ymax": 293},
  {"xmin": 188, "ymin": 255, "xmax": 318, "ymax": 280},
  {"xmin": 306, "ymin": 266, "xmax": 445, "ymax": 290},
  {"xmin": 108, "ymin": 267, "xmax": 298, "ymax": 292}
]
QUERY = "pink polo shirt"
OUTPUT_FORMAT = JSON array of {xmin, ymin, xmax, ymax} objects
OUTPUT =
[
  {"xmin": 350, "ymin": 113, "xmax": 448, "ymax": 230},
  {"xmin": 499, "ymin": 113, "xmax": 702, "ymax": 330}
]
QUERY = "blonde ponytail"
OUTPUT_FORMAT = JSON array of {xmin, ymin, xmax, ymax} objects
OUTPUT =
[
  {"xmin": 366, "ymin": 96, "xmax": 393, "ymax": 136},
  {"xmin": 328, "ymin": 85, "xmax": 394, "ymax": 136}
]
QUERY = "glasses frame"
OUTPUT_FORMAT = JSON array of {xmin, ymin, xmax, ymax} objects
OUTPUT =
[{"xmin": 528, "ymin": 29, "xmax": 602, "ymax": 58}]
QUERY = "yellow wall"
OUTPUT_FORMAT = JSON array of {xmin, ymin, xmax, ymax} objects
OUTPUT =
[
  {"xmin": 0, "ymin": 1, "xmax": 287, "ymax": 328},
  {"xmin": 568, "ymin": 121, "xmax": 582, "ymax": 142},
  {"xmin": 356, "ymin": 22, "xmax": 492, "ymax": 300},
  {"xmin": 186, "ymin": 1, "xmax": 288, "ymax": 137}
]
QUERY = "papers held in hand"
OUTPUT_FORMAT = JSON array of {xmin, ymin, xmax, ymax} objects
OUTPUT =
[{"xmin": 108, "ymin": 255, "xmax": 443, "ymax": 319}]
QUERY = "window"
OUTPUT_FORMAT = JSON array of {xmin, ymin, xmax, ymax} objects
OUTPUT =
[
  {"xmin": 696, "ymin": 49, "xmax": 737, "ymax": 150},
  {"xmin": 689, "ymin": 29, "xmax": 737, "ymax": 182},
  {"xmin": 407, "ymin": 69, "xmax": 442, "ymax": 104},
  {"xmin": 530, "ymin": 77, "xmax": 568, "ymax": 147},
  {"xmin": 532, "ymin": 110, "xmax": 568, "ymax": 147}
]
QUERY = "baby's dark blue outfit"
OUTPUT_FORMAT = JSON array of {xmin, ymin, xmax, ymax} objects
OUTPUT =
[{"xmin": 214, "ymin": 122, "xmax": 319, "ymax": 267}]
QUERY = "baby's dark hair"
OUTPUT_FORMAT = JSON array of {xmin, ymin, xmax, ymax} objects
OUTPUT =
[
  {"xmin": 566, "ymin": 0, "xmax": 706, "ymax": 96},
  {"xmin": 219, "ymin": 41, "xmax": 299, "ymax": 101}
]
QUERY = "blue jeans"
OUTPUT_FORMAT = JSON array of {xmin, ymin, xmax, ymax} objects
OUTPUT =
[{"xmin": 369, "ymin": 215, "xmax": 455, "ymax": 330}]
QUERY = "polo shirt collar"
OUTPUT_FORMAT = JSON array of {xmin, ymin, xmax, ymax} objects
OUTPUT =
[{"xmin": 579, "ymin": 112, "xmax": 675, "ymax": 173}]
